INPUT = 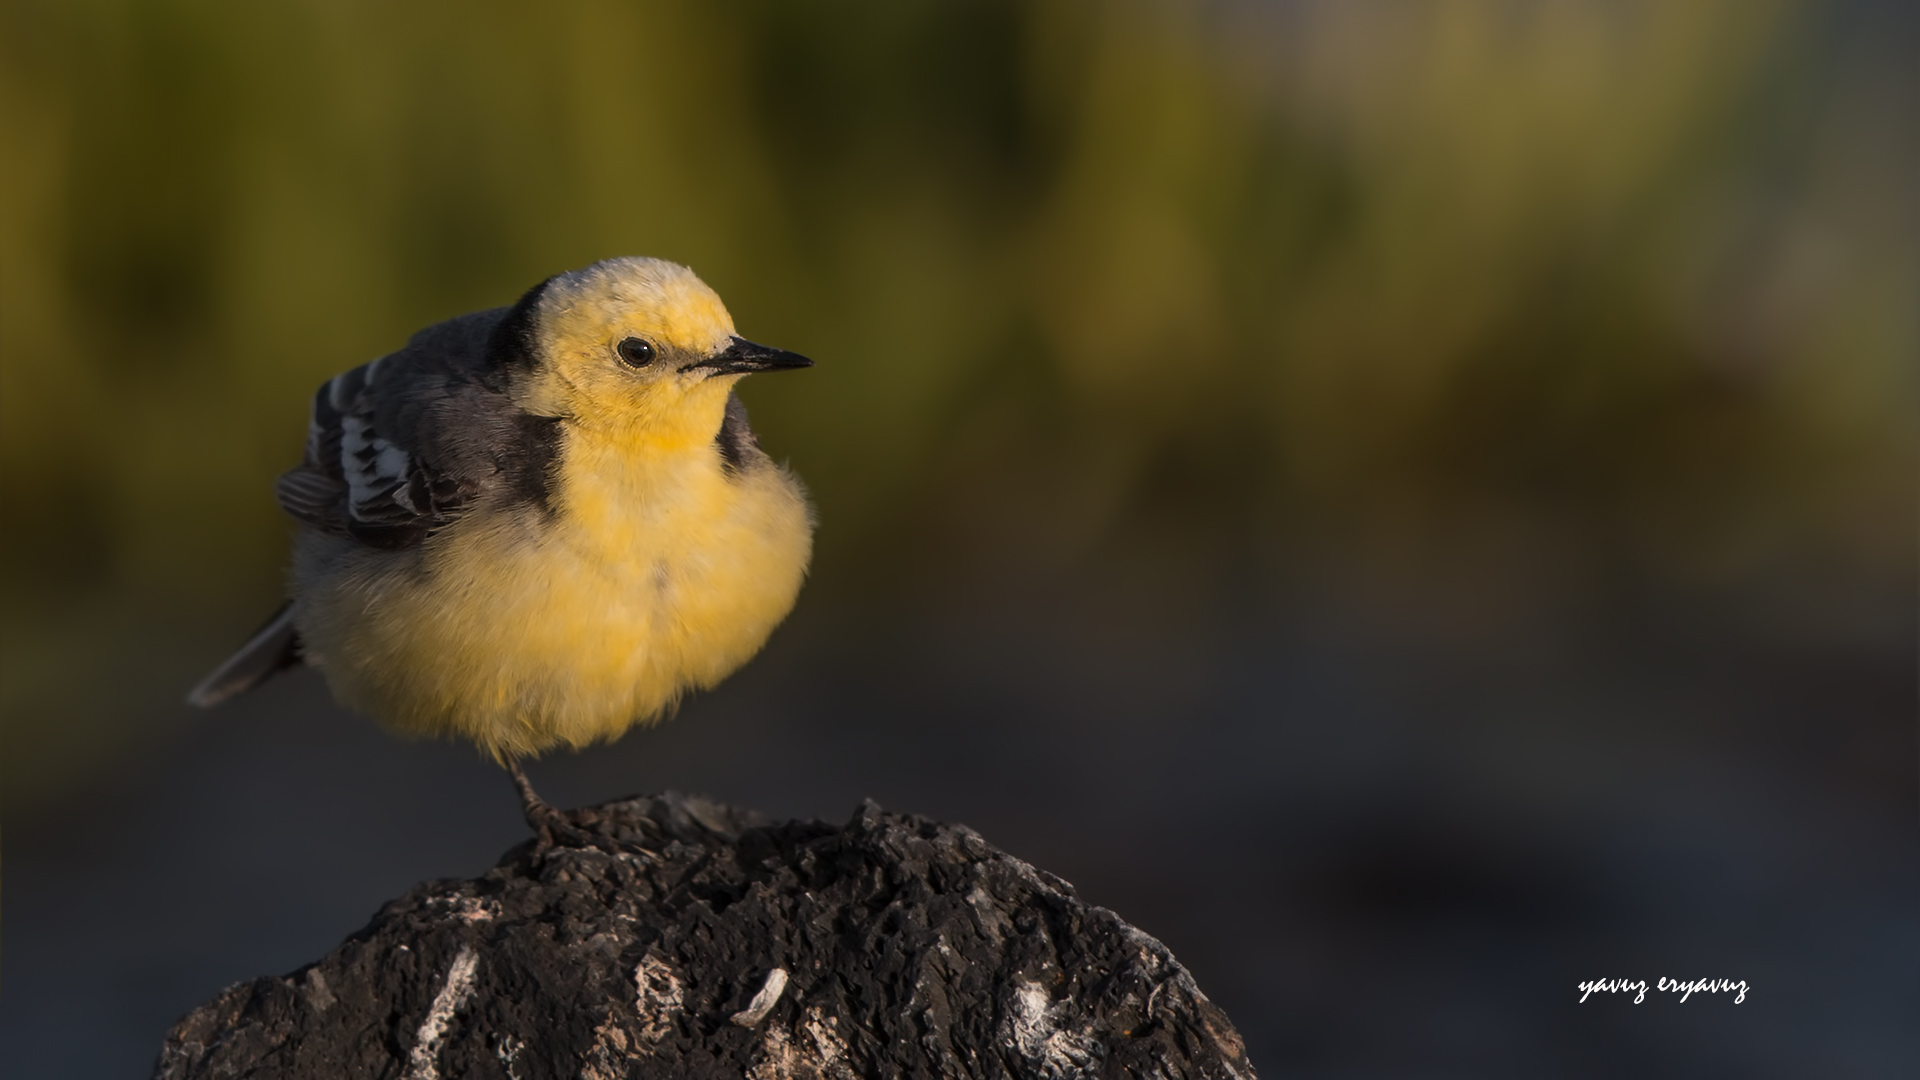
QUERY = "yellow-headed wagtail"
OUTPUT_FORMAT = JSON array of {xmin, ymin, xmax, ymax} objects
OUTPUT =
[{"xmin": 188, "ymin": 257, "xmax": 814, "ymax": 843}]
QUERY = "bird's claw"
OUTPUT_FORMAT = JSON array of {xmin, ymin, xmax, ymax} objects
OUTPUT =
[{"xmin": 507, "ymin": 758, "xmax": 598, "ymax": 854}]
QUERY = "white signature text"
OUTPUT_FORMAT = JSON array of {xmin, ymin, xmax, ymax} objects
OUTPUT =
[{"xmin": 1577, "ymin": 977, "xmax": 1748, "ymax": 1004}]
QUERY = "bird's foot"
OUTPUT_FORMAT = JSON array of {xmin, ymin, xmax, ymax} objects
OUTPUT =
[{"xmin": 506, "ymin": 758, "xmax": 599, "ymax": 854}]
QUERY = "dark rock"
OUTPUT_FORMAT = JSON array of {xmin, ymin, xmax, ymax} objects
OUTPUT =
[{"xmin": 153, "ymin": 794, "xmax": 1257, "ymax": 1079}]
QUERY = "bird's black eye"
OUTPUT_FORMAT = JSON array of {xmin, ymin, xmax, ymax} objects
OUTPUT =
[{"xmin": 616, "ymin": 337, "xmax": 655, "ymax": 367}]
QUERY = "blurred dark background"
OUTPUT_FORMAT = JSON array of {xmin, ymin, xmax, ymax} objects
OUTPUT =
[{"xmin": 2, "ymin": 0, "xmax": 1915, "ymax": 1076}]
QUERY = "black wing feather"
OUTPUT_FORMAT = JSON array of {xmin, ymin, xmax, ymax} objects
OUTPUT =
[{"xmin": 272, "ymin": 309, "xmax": 541, "ymax": 548}]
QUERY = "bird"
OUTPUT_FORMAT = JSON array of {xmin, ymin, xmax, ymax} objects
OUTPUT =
[{"xmin": 187, "ymin": 256, "xmax": 814, "ymax": 845}]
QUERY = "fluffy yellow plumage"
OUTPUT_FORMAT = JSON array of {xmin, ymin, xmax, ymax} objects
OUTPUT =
[{"xmin": 190, "ymin": 257, "xmax": 813, "ymax": 831}]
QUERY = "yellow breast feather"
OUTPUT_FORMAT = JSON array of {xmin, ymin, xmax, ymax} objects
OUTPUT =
[{"xmin": 300, "ymin": 414, "xmax": 811, "ymax": 759}]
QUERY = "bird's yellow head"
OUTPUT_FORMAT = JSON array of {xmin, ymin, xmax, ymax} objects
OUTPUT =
[{"xmin": 503, "ymin": 257, "xmax": 808, "ymax": 448}]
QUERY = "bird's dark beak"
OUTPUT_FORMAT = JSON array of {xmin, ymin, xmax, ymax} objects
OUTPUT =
[{"xmin": 681, "ymin": 336, "xmax": 813, "ymax": 377}]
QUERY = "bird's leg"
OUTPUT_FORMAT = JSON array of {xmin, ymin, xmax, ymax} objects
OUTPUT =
[{"xmin": 506, "ymin": 757, "xmax": 579, "ymax": 851}]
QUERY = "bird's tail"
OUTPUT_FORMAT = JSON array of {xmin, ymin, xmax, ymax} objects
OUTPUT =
[{"xmin": 187, "ymin": 602, "xmax": 304, "ymax": 707}]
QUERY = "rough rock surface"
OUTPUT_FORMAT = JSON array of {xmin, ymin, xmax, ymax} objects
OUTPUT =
[{"xmin": 153, "ymin": 794, "xmax": 1257, "ymax": 1079}]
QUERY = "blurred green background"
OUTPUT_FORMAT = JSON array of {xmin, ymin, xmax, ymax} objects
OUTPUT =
[
  {"xmin": 2, "ymin": 0, "xmax": 1915, "ymax": 1075},
  {"xmin": 5, "ymin": 0, "xmax": 1909, "ymax": 806}
]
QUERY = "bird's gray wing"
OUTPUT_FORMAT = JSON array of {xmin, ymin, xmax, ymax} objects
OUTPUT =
[
  {"xmin": 274, "ymin": 354, "xmax": 464, "ymax": 548},
  {"xmin": 274, "ymin": 310, "xmax": 551, "ymax": 549}
]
